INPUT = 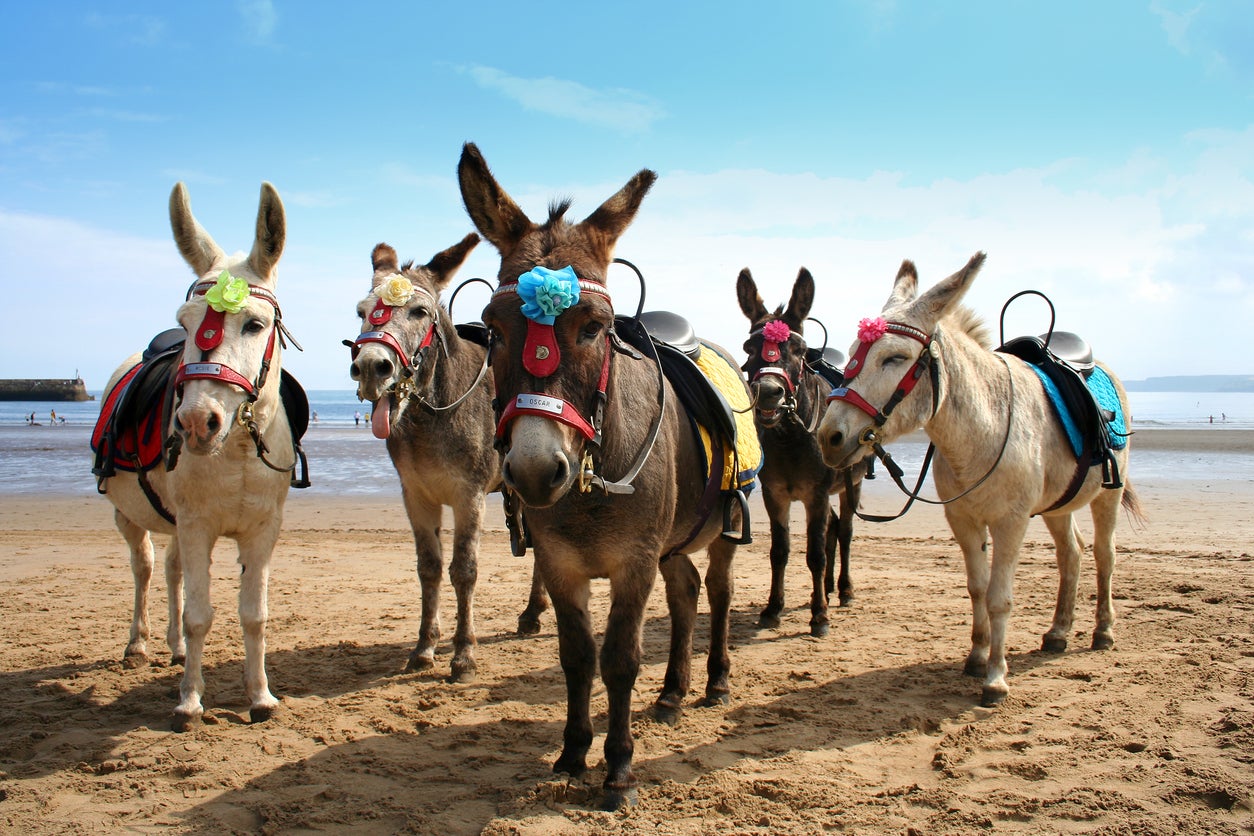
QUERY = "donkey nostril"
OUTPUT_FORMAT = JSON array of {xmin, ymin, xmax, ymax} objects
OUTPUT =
[
  {"xmin": 349, "ymin": 364, "xmax": 361, "ymax": 380},
  {"xmin": 827, "ymin": 431, "xmax": 844, "ymax": 448},
  {"xmin": 373, "ymin": 359, "xmax": 393, "ymax": 378},
  {"xmin": 549, "ymin": 454, "xmax": 570, "ymax": 489},
  {"xmin": 206, "ymin": 414, "xmax": 221, "ymax": 435}
]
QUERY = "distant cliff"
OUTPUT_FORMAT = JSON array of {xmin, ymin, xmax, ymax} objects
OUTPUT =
[
  {"xmin": 0, "ymin": 378, "xmax": 93, "ymax": 401},
  {"xmin": 1123, "ymin": 375, "xmax": 1254, "ymax": 393}
]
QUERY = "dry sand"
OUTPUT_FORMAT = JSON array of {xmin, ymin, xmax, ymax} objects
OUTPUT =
[{"xmin": 1, "ymin": 429, "xmax": 1251, "ymax": 834}]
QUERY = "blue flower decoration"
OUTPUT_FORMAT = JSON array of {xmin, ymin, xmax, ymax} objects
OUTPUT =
[{"xmin": 517, "ymin": 265, "xmax": 580, "ymax": 325}]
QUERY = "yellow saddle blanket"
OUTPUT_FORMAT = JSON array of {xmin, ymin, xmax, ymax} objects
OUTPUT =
[{"xmin": 691, "ymin": 340, "xmax": 762, "ymax": 491}]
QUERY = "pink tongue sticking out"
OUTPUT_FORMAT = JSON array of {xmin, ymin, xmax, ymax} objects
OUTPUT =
[{"xmin": 371, "ymin": 398, "xmax": 391, "ymax": 439}]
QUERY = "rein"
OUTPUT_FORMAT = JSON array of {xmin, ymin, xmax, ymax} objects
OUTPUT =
[
  {"xmin": 491, "ymin": 259, "xmax": 668, "ymax": 496},
  {"xmin": 828, "ymin": 322, "xmax": 1014, "ymax": 523},
  {"xmin": 167, "ymin": 278, "xmax": 304, "ymax": 479}
]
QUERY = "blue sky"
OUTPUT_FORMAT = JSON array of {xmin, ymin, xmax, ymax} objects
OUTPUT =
[{"xmin": 2, "ymin": 1, "xmax": 1251, "ymax": 390}]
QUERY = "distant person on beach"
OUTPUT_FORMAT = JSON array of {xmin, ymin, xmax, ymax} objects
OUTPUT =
[
  {"xmin": 312, "ymin": 411, "xmax": 318, "ymax": 423},
  {"xmin": 354, "ymin": 411, "xmax": 361, "ymax": 426},
  {"xmin": 1210, "ymin": 415, "xmax": 1214, "ymax": 424},
  {"xmin": 50, "ymin": 409, "xmax": 57, "ymax": 425}
]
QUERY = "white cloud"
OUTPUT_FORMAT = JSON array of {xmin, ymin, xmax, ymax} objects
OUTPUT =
[
  {"xmin": 462, "ymin": 65, "xmax": 665, "ymax": 133},
  {"xmin": 238, "ymin": 0, "xmax": 277, "ymax": 45}
]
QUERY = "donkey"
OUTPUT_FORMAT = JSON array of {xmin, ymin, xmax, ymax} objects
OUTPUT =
[
  {"xmin": 460, "ymin": 142, "xmax": 751, "ymax": 810},
  {"xmin": 737, "ymin": 267, "xmax": 869, "ymax": 636},
  {"xmin": 347, "ymin": 236, "xmax": 549, "ymax": 680},
  {"xmin": 816, "ymin": 253, "xmax": 1143, "ymax": 707},
  {"xmin": 96, "ymin": 182, "xmax": 297, "ymax": 729}
]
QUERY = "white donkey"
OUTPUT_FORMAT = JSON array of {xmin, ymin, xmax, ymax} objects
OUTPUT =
[
  {"xmin": 816, "ymin": 253, "xmax": 1143, "ymax": 706},
  {"xmin": 97, "ymin": 182, "xmax": 297, "ymax": 729}
]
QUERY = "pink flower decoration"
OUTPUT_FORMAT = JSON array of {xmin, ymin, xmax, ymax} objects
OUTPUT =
[
  {"xmin": 857, "ymin": 316, "xmax": 889, "ymax": 343},
  {"xmin": 762, "ymin": 320, "xmax": 791, "ymax": 343}
]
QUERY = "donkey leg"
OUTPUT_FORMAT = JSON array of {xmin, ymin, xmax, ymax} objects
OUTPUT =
[
  {"xmin": 403, "ymin": 496, "xmax": 444, "ymax": 673},
  {"xmin": 164, "ymin": 536, "xmax": 186, "ymax": 665},
  {"xmin": 1041, "ymin": 513, "xmax": 1082, "ymax": 653},
  {"xmin": 951, "ymin": 517, "xmax": 991, "ymax": 679},
  {"xmin": 700, "ymin": 538, "xmax": 736, "ymax": 707},
  {"xmin": 237, "ymin": 531, "xmax": 281, "ymax": 723},
  {"xmin": 804, "ymin": 496, "xmax": 831, "ymax": 637},
  {"xmin": 549, "ymin": 577, "xmax": 595, "ymax": 780},
  {"xmin": 982, "ymin": 518, "xmax": 1029, "ymax": 707},
  {"xmin": 1089, "ymin": 489, "xmax": 1122, "ymax": 650},
  {"xmin": 834, "ymin": 477, "xmax": 860, "ymax": 606},
  {"xmin": 655, "ymin": 553, "xmax": 700, "ymax": 724},
  {"xmin": 447, "ymin": 495, "xmax": 483, "ymax": 683},
  {"xmin": 173, "ymin": 527, "xmax": 216, "ymax": 731},
  {"xmin": 600, "ymin": 568, "xmax": 656, "ymax": 812},
  {"xmin": 516, "ymin": 556, "xmax": 550, "ymax": 636},
  {"xmin": 116, "ymin": 510, "xmax": 155, "ymax": 668},
  {"xmin": 758, "ymin": 487, "xmax": 790, "ymax": 629}
]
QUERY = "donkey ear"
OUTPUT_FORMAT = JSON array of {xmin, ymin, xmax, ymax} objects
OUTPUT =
[
  {"xmin": 425, "ymin": 232, "xmax": 481, "ymax": 291},
  {"xmin": 247, "ymin": 182, "xmax": 286, "ymax": 283},
  {"xmin": 458, "ymin": 143, "xmax": 533, "ymax": 254},
  {"xmin": 736, "ymin": 268, "xmax": 769, "ymax": 322},
  {"xmin": 580, "ymin": 168, "xmax": 658, "ymax": 257},
  {"xmin": 370, "ymin": 243, "xmax": 399, "ymax": 288},
  {"xmin": 911, "ymin": 252, "xmax": 987, "ymax": 323},
  {"xmin": 169, "ymin": 182, "xmax": 225, "ymax": 277},
  {"xmin": 883, "ymin": 260, "xmax": 919, "ymax": 311},
  {"xmin": 784, "ymin": 267, "xmax": 815, "ymax": 327}
]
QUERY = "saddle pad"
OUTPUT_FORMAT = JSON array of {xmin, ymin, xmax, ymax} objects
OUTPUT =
[
  {"xmin": 1032, "ymin": 364, "xmax": 1127, "ymax": 458},
  {"xmin": 692, "ymin": 340, "xmax": 762, "ymax": 491},
  {"xmin": 92, "ymin": 360, "xmax": 170, "ymax": 473}
]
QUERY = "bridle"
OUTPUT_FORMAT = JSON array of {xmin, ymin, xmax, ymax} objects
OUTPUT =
[
  {"xmin": 827, "ymin": 317, "xmax": 1013, "ymax": 522},
  {"xmin": 167, "ymin": 276, "xmax": 303, "ymax": 475},
  {"xmin": 344, "ymin": 280, "xmax": 489, "ymax": 413},
  {"xmin": 490, "ymin": 260, "xmax": 667, "ymax": 496},
  {"xmin": 743, "ymin": 319, "xmax": 824, "ymax": 431}
]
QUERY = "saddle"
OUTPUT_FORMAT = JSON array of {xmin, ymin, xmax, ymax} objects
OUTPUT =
[
  {"xmin": 619, "ymin": 311, "xmax": 762, "ymax": 547},
  {"xmin": 805, "ymin": 346, "xmax": 847, "ymax": 390},
  {"xmin": 93, "ymin": 329, "xmax": 312, "ymax": 518},
  {"xmin": 996, "ymin": 331, "xmax": 1125, "ymax": 512}
]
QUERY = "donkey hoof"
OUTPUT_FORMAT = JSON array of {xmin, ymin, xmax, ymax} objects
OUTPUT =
[
  {"xmin": 838, "ymin": 593, "xmax": 855, "ymax": 608},
  {"xmin": 171, "ymin": 711, "xmax": 202, "ymax": 733},
  {"xmin": 170, "ymin": 654, "xmax": 186, "ymax": 667},
  {"xmin": 1041, "ymin": 635, "xmax": 1068, "ymax": 653},
  {"xmin": 405, "ymin": 653, "xmax": 435, "ymax": 673},
  {"xmin": 122, "ymin": 652, "xmax": 150, "ymax": 670},
  {"xmin": 652, "ymin": 700, "xmax": 684, "ymax": 726},
  {"xmin": 516, "ymin": 615, "xmax": 542, "ymax": 636},
  {"xmin": 1091, "ymin": 633, "xmax": 1115, "ymax": 651},
  {"xmin": 448, "ymin": 666, "xmax": 477, "ymax": 685},
  {"xmin": 757, "ymin": 611, "xmax": 782, "ymax": 629},
  {"xmin": 980, "ymin": 687, "xmax": 1008, "ymax": 708},
  {"xmin": 601, "ymin": 786, "xmax": 639, "ymax": 812},
  {"xmin": 249, "ymin": 705, "xmax": 277, "ymax": 724},
  {"xmin": 809, "ymin": 620, "xmax": 830, "ymax": 638},
  {"xmin": 962, "ymin": 657, "xmax": 987, "ymax": 678},
  {"xmin": 698, "ymin": 692, "xmax": 731, "ymax": 709}
]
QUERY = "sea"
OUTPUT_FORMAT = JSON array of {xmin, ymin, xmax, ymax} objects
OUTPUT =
[{"xmin": 1, "ymin": 390, "xmax": 1252, "ymax": 497}]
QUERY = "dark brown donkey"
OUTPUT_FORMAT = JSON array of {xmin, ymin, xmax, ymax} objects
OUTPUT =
[
  {"xmin": 460, "ymin": 142, "xmax": 747, "ymax": 811},
  {"xmin": 348, "ymin": 236, "xmax": 548, "ymax": 680},
  {"xmin": 737, "ymin": 268, "xmax": 869, "ymax": 636}
]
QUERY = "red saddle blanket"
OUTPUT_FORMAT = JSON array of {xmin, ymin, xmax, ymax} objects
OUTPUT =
[{"xmin": 91, "ymin": 359, "xmax": 172, "ymax": 474}]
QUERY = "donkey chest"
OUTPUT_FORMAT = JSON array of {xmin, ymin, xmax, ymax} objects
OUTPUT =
[{"xmin": 758, "ymin": 430, "xmax": 835, "ymax": 497}]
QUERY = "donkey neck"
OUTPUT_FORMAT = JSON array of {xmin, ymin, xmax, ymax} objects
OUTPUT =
[{"xmin": 924, "ymin": 325, "xmax": 1012, "ymax": 466}]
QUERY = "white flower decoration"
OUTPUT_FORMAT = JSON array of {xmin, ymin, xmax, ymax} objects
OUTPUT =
[{"xmin": 379, "ymin": 275, "xmax": 416, "ymax": 307}]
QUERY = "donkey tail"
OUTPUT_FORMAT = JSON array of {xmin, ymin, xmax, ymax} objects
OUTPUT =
[{"xmin": 1121, "ymin": 479, "xmax": 1147, "ymax": 528}]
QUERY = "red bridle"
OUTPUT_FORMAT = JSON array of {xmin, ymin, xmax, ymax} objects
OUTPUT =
[
  {"xmin": 826, "ymin": 319, "xmax": 935, "ymax": 425},
  {"xmin": 173, "ymin": 279, "xmax": 282, "ymax": 398},
  {"xmin": 346, "ymin": 285, "xmax": 438, "ymax": 370},
  {"xmin": 491, "ymin": 278, "xmax": 613, "ymax": 443}
]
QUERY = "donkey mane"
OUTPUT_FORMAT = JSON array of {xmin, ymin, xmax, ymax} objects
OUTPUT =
[
  {"xmin": 944, "ymin": 304, "xmax": 992, "ymax": 350},
  {"xmin": 546, "ymin": 199, "xmax": 573, "ymax": 226}
]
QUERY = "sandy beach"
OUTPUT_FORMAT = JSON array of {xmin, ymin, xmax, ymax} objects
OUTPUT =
[{"xmin": 1, "ymin": 428, "xmax": 1251, "ymax": 833}]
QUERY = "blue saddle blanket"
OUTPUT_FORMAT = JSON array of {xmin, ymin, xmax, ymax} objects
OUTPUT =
[{"xmin": 1031, "ymin": 365, "xmax": 1127, "ymax": 458}]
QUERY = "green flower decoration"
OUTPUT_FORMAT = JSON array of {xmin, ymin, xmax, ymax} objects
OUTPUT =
[{"xmin": 204, "ymin": 270, "xmax": 250, "ymax": 314}]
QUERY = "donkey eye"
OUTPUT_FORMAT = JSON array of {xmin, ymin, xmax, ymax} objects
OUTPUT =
[
  {"xmin": 581, "ymin": 321, "xmax": 604, "ymax": 341},
  {"xmin": 882, "ymin": 353, "xmax": 909, "ymax": 367},
  {"xmin": 409, "ymin": 305, "xmax": 430, "ymax": 320},
  {"xmin": 244, "ymin": 318, "xmax": 267, "ymax": 335}
]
